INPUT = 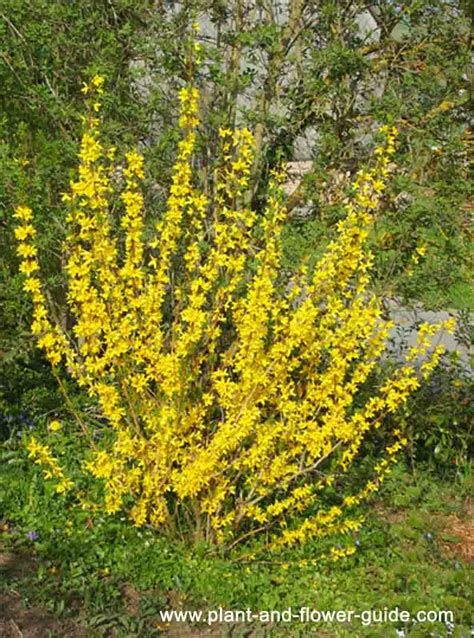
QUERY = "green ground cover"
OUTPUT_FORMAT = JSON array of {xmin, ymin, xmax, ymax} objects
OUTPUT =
[{"xmin": 1, "ymin": 455, "xmax": 472, "ymax": 637}]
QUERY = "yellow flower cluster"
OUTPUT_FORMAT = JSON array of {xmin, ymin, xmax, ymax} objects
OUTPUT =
[
  {"xmin": 14, "ymin": 79, "xmax": 454, "ymax": 554},
  {"xmin": 27, "ymin": 437, "xmax": 73, "ymax": 494}
]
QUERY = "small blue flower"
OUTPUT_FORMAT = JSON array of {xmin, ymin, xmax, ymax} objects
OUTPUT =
[
  {"xmin": 26, "ymin": 531, "xmax": 39, "ymax": 541},
  {"xmin": 19, "ymin": 415, "xmax": 34, "ymax": 428},
  {"xmin": 355, "ymin": 539, "xmax": 361, "ymax": 548}
]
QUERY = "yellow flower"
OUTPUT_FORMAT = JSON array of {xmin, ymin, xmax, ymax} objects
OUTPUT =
[
  {"xmin": 16, "ymin": 243, "xmax": 37, "ymax": 258},
  {"xmin": 56, "ymin": 478, "xmax": 74, "ymax": 494},
  {"xmin": 14, "ymin": 225, "xmax": 36, "ymax": 240},
  {"xmin": 49, "ymin": 420, "xmax": 62, "ymax": 432},
  {"xmin": 27, "ymin": 436, "xmax": 41, "ymax": 457},
  {"xmin": 19, "ymin": 260, "xmax": 39, "ymax": 275},
  {"xmin": 13, "ymin": 205, "xmax": 33, "ymax": 221},
  {"xmin": 124, "ymin": 151, "xmax": 145, "ymax": 179},
  {"xmin": 91, "ymin": 75, "xmax": 104, "ymax": 89},
  {"xmin": 78, "ymin": 132, "xmax": 101, "ymax": 164},
  {"xmin": 23, "ymin": 278, "xmax": 41, "ymax": 294}
]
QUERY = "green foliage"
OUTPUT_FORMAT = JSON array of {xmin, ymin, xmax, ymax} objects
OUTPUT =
[
  {"xmin": 404, "ymin": 353, "xmax": 473, "ymax": 469},
  {"xmin": 369, "ymin": 158, "xmax": 472, "ymax": 310}
]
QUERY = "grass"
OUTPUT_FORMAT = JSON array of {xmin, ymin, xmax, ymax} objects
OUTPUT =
[
  {"xmin": 447, "ymin": 282, "xmax": 474, "ymax": 314},
  {"xmin": 0, "ymin": 452, "xmax": 472, "ymax": 637}
]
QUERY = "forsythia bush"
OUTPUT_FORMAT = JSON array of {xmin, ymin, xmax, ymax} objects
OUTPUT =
[{"xmin": 14, "ymin": 75, "xmax": 454, "ymax": 556}]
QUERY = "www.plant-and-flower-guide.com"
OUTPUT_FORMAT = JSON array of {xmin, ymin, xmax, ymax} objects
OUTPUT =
[{"xmin": 158, "ymin": 605, "xmax": 454, "ymax": 626}]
